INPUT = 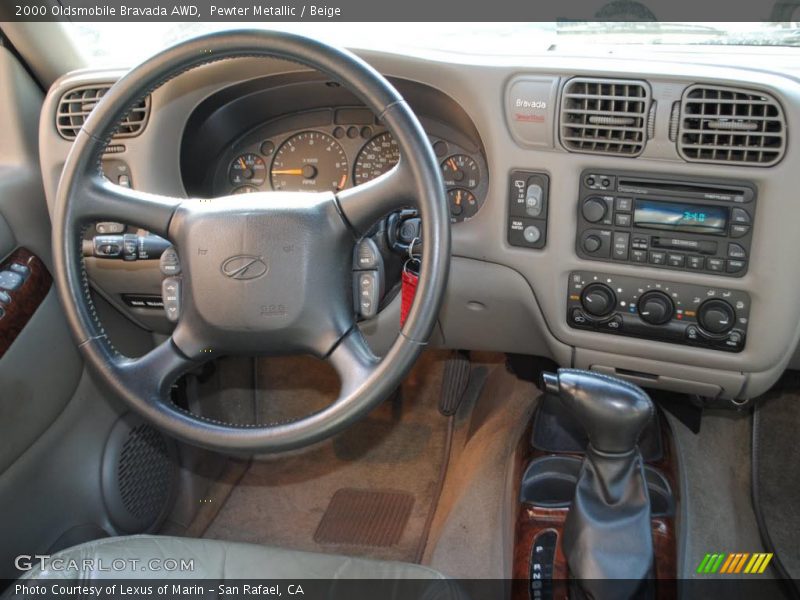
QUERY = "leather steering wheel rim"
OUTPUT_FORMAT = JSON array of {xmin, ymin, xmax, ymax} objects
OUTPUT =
[{"xmin": 52, "ymin": 30, "xmax": 450, "ymax": 453}]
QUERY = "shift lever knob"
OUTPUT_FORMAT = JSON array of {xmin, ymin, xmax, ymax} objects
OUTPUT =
[{"xmin": 541, "ymin": 369, "xmax": 653, "ymax": 454}]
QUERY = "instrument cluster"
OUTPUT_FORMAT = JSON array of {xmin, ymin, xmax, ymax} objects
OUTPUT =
[{"xmin": 212, "ymin": 111, "xmax": 489, "ymax": 223}]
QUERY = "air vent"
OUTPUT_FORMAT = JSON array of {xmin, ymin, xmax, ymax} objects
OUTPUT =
[
  {"xmin": 677, "ymin": 85, "xmax": 786, "ymax": 166},
  {"xmin": 56, "ymin": 84, "xmax": 150, "ymax": 140},
  {"xmin": 560, "ymin": 78, "xmax": 650, "ymax": 157}
]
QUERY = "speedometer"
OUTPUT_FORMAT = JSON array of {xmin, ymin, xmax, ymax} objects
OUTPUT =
[
  {"xmin": 270, "ymin": 131, "xmax": 348, "ymax": 192},
  {"xmin": 353, "ymin": 132, "xmax": 400, "ymax": 186}
]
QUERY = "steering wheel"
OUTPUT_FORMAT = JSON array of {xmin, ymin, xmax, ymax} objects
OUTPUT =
[{"xmin": 52, "ymin": 30, "xmax": 450, "ymax": 453}]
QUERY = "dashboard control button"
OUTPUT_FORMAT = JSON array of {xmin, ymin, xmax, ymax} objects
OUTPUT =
[
  {"xmin": 523, "ymin": 225, "xmax": 541, "ymax": 244},
  {"xmin": 615, "ymin": 197, "xmax": 632, "ymax": 212},
  {"xmin": 706, "ymin": 258, "xmax": 725, "ymax": 272},
  {"xmin": 356, "ymin": 271, "xmax": 380, "ymax": 318},
  {"xmin": 698, "ymin": 299, "xmax": 735, "ymax": 335},
  {"xmin": 730, "ymin": 224, "xmax": 750, "ymax": 238},
  {"xmin": 638, "ymin": 291, "xmax": 674, "ymax": 325},
  {"xmin": 667, "ymin": 253, "xmax": 685, "ymax": 268},
  {"xmin": 600, "ymin": 315, "xmax": 623, "ymax": 331},
  {"xmin": 731, "ymin": 208, "xmax": 751, "ymax": 225},
  {"xmin": 687, "ymin": 255, "xmax": 704, "ymax": 270},
  {"xmin": 580, "ymin": 283, "xmax": 616, "ymax": 318},
  {"xmin": 612, "ymin": 232, "xmax": 630, "ymax": 260},
  {"xmin": 685, "ymin": 325, "xmax": 700, "ymax": 341},
  {"xmin": 648, "ymin": 251, "xmax": 666, "ymax": 265},
  {"xmin": 582, "ymin": 197, "xmax": 608, "ymax": 223},
  {"xmin": 582, "ymin": 235, "xmax": 602, "ymax": 254},
  {"xmin": 726, "ymin": 260, "xmax": 746, "ymax": 274},
  {"xmin": 570, "ymin": 308, "xmax": 591, "ymax": 327},
  {"xmin": 728, "ymin": 243, "xmax": 747, "ymax": 259},
  {"xmin": 0, "ymin": 290, "xmax": 10, "ymax": 304},
  {"xmin": 631, "ymin": 249, "xmax": 647, "ymax": 263},
  {"xmin": 615, "ymin": 213, "xmax": 632, "ymax": 227},
  {"xmin": 525, "ymin": 184, "xmax": 543, "ymax": 217}
]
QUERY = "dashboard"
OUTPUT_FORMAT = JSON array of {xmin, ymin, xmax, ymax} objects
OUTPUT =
[{"xmin": 37, "ymin": 49, "xmax": 800, "ymax": 404}]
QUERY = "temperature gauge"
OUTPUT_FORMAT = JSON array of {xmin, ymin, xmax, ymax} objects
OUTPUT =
[{"xmin": 448, "ymin": 188, "xmax": 478, "ymax": 222}]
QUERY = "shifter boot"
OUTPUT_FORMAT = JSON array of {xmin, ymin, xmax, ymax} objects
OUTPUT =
[{"xmin": 541, "ymin": 369, "xmax": 655, "ymax": 599}]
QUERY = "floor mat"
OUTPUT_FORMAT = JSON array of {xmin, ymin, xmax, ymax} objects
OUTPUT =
[
  {"xmin": 199, "ymin": 351, "xmax": 453, "ymax": 563},
  {"xmin": 314, "ymin": 489, "xmax": 414, "ymax": 546},
  {"xmin": 754, "ymin": 373, "xmax": 800, "ymax": 581}
]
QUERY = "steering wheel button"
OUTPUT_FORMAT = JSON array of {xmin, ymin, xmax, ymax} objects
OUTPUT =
[
  {"xmin": 159, "ymin": 247, "xmax": 181, "ymax": 275},
  {"xmin": 161, "ymin": 277, "xmax": 181, "ymax": 322}
]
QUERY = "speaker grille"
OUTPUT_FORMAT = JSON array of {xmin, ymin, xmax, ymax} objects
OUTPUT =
[{"xmin": 117, "ymin": 424, "xmax": 173, "ymax": 521}]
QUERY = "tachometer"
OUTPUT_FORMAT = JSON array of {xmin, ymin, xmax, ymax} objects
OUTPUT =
[
  {"xmin": 270, "ymin": 131, "xmax": 348, "ymax": 192},
  {"xmin": 229, "ymin": 153, "xmax": 266, "ymax": 187},
  {"xmin": 354, "ymin": 132, "xmax": 400, "ymax": 185}
]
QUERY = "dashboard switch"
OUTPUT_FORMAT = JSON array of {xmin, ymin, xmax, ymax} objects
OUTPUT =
[{"xmin": 525, "ymin": 184, "xmax": 543, "ymax": 217}]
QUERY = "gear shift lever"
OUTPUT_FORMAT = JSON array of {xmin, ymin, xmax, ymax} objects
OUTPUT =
[{"xmin": 541, "ymin": 369, "xmax": 655, "ymax": 599}]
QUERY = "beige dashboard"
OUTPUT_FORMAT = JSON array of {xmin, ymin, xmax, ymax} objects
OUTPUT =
[{"xmin": 38, "ymin": 46, "xmax": 800, "ymax": 403}]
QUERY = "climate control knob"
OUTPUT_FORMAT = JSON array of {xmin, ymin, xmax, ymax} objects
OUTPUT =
[
  {"xmin": 582, "ymin": 197, "xmax": 608, "ymax": 223},
  {"xmin": 637, "ymin": 291, "xmax": 674, "ymax": 325},
  {"xmin": 580, "ymin": 283, "xmax": 616, "ymax": 318},
  {"xmin": 698, "ymin": 299, "xmax": 735, "ymax": 335}
]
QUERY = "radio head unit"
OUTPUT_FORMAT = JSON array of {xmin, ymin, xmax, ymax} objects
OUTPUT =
[{"xmin": 576, "ymin": 171, "xmax": 756, "ymax": 277}]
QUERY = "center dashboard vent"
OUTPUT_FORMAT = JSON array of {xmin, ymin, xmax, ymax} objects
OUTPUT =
[
  {"xmin": 677, "ymin": 85, "xmax": 786, "ymax": 166},
  {"xmin": 56, "ymin": 84, "xmax": 150, "ymax": 140},
  {"xmin": 560, "ymin": 77, "xmax": 651, "ymax": 157}
]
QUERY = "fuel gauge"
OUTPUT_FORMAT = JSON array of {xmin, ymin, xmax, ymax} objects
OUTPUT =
[
  {"xmin": 441, "ymin": 154, "xmax": 479, "ymax": 189},
  {"xmin": 448, "ymin": 188, "xmax": 478, "ymax": 222}
]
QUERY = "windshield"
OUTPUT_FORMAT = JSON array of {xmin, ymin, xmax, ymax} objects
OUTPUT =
[{"xmin": 71, "ymin": 22, "xmax": 800, "ymax": 65}]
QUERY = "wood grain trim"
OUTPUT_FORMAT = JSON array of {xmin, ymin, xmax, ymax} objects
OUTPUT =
[{"xmin": 0, "ymin": 248, "xmax": 52, "ymax": 359}]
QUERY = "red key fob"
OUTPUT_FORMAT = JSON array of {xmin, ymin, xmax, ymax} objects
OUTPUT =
[{"xmin": 400, "ymin": 263, "xmax": 419, "ymax": 327}]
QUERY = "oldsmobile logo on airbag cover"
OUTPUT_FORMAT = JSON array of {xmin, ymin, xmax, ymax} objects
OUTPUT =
[{"xmin": 221, "ymin": 255, "xmax": 268, "ymax": 280}]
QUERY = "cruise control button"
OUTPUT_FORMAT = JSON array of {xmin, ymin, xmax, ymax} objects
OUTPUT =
[
  {"xmin": 667, "ymin": 253, "xmax": 685, "ymax": 268},
  {"xmin": 649, "ymin": 251, "xmax": 666, "ymax": 265},
  {"xmin": 706, "ymin": 258, "xmax": 725, "ymax": 272}
]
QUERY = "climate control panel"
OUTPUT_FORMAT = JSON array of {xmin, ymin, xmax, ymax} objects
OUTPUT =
[{"xmin": 566, "ymin": 271, "xmax": 750, "ymax": 352}]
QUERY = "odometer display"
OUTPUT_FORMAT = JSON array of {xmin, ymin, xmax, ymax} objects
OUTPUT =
[
  {"xmin": 354, "ymin": 132, "xmax": 400, "ymax": 185},
  {"xmin": 270, "ymin": 131, "xmax": 349, "ymax": 192}
]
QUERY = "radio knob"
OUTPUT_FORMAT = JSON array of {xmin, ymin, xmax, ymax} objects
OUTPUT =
[
  {"xmin": 638, "ymin": 291, "xmax": 674, "ymax": 325},
  {"xmin": 582, "ymin": 197, "xmax": 608, "ymax": 223},
  {"xmin": 582, "ymin": 235, "xmax": 602, "ymax": 254},
  {"xmin": 580, "ymin": 283, "xmax": 616, "ymax": 318},
  {"xmin": 698, "ymin": 299, "xmax": 735, "ymax": 335}
]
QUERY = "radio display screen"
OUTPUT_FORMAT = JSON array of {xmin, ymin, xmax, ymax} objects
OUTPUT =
[{"xmin": 633, "ymin": 199, "xmax": 729, "ymax": 235}]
